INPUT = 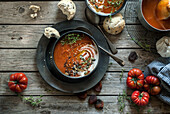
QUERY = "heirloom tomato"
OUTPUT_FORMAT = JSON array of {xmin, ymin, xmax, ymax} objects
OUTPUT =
[
  {"xmin": 144, "ymin": 76, "xmax": 161, "ymax": 95},
  {"xmin": 131, "ymin": 91, "xmax": 150, "ymax": 106},
  {"xmin": 8, "ymin": 73, "xmax": 28, "ymax": 93},
  {"xmin": 127, "ymin": 68, "xmax": 144, "ymax": 89}
]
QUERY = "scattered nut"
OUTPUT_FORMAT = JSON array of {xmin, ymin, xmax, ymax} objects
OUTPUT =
[
  {"xmin": 29, "ymin": 5, "xmax": 40, "ymax": 18},
  {"xmin": 95, "ymin": 99, "xmax": 104, "ymax": 109},
  {"xmin": 128, "ymin": 51, "xmax": 138, "ymax": 62},
  {"xmin": 94, "ymin": 81, "xmax": 102, "ymax": 92},
  {"xmin": 88, "ymin": 95, "xmax": 97, "ymax": 104},
  {"xmin": 44, "ymin": 27, "xmax": 60, "ymax": 39},
  {"xmin": 77, "ymin": 91, "xmax": 87, "ymax": 100}
]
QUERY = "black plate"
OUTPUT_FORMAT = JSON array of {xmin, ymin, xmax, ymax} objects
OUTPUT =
[{"xmin": 36, "ymin": 20, "xmax": 109, "ymax": 93}]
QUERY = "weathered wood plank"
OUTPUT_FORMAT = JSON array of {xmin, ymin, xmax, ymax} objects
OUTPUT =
[
  {"xmin": 0, "ymin": 24, "xmax": 162, "ymax": 49},
  {"xmin": 124, "ymin": 2, "xmax": 140, "ymax": 24},
  {"xmin": 0, "ymin": 49, "xmax": 37, "ymax": 71},
  {"xmin": 0, "ymin": 1, "xmax": 85, "ymax": 24},
  {"xmin": 0, "ymin": 1, "xmax": 128, "ymax": 24},
  {"xmin": 0, "ymin": 96, "xmax": 169, "ymax": 114},
  {"xmin": 0, "ymin": 72, "xmax": 132, "ymax": 95},
  {"xmin": 0, "ymin": 49, "xmax": 160, "ymax": 71},
  {"xmin": 0, "ymin": 25, "xmax": 46, "ymax": 48},
  {"xmin": 0, "ymin": 25, "xmax": 139, "ymax": 48}
]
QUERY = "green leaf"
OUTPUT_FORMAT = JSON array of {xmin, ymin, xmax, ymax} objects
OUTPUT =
[
  {"xmin": 95, "ymin": 5, "xmax": 98, "ymax": 9},
  {"xmin": 147, "ymin": 109, "xmax": 151, "ymax": 114},
  {"xmin": 22, "ymin": 95, "xmax": 43, "ymax": 107}
]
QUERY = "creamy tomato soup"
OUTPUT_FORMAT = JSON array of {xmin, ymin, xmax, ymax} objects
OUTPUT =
[
  {"xmin": 54, "ymin": 33, "xmax": 98, "ymax": 77},
  {"xmin": 88, "ymin": 0, "xmax": 124, "ymax": 14},
  {"xmin": 142, "ymin": 0, "xmax": 170, "ymax": 30}
]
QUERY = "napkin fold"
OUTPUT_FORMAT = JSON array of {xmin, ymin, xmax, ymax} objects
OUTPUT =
[{"xmin": 144, "ymin": 57, "xmax": 170, "ymax": 105}]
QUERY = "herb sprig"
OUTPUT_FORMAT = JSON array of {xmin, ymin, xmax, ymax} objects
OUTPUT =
[
  {"xmin": 117, "ymin": 90, "xmax": 128, "ymax": 112},
  {"xmin": 23, "ymin": 95, "xmax": 43, "ymax": 107},
  {"xmin": 119, "ymin": 69, "xmax": 124, "ymax": 81},
  {"xmin": 131, "ymin": 38, "xmax": 151, "ymax": 52},
  {"xmin": 61, "ymin": 33, "xmax": 83, "ymax": 45},
  {"xmin": 17, "ymin": 93, "xmax": 43, "ymax": 107},
  {"xmin": 107, "ymin": 0, "xmax": 123, "ymax": 8},
  {"xmin": 109, "ymin": 10, "xmax": 113, "ymax": 21},
  {"xmin": 117, "ymin": 90, "xmax": 146, "ymax": 113}
]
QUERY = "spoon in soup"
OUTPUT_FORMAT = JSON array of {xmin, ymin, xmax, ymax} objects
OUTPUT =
[
  {"xmin": 76, "ymin": 27, "xmax": 125, "ymax": 66},
  {"xmin": 156, "ymin": 0, "xmax": 170, "ymax": 20},
  {"xmin": 85, "ymin": 7, "xmax": 118, "ymax": 54}
]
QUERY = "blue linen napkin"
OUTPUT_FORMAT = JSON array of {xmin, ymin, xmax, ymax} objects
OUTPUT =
[{"xmin": 143, "ymin": 57, "xmax": 170, "ymax": 105}]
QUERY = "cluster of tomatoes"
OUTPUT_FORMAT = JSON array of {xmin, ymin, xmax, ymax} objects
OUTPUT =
[{"xmin": 127, "ymin": 68, "xmax": 161, "ymax": 106}]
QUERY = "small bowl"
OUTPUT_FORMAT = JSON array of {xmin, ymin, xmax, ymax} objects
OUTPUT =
[
  {"xmin": 85, "ymin": 0, "xmax": 127, "ymax": 16},
  {"xmin": 137, "ymin": 0, "xmax": 170, "ymax": 32},
  {"xmin": 49, "ymin": 30, "xmax": 100, "ymax": 83}
]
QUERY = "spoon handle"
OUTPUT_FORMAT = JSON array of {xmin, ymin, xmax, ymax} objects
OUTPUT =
[
  {"xmin": 98, "ymin": 45, "xmax": 125, "ymax": 66},
  {"xmin": 97, "ymin": 26, "xmax": 118, "ymax": 54}
]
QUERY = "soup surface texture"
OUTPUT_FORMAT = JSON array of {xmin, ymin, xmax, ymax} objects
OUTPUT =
[
  {"xmin": 54, "ymin": 33, "xmax": 98, "ymax": 77},
  {"xmin": 142, "ymin": 0, "xmax": 170, "ymax": 30},
  {"xmin": 88, "ymin": 0, "xmax": 124, "ymax": 14}
]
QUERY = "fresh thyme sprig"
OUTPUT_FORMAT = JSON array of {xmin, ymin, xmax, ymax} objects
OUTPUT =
[
  {"xmin": 109, "ymin": 8, "xmax": 113, "ymax": 21},
  {"xmin": 117, "ymin": 90, "xmax": 141, "ymax": 113},
  {"xmin": 119, "ymin": 69, "xmax": 124, "ymax": 81},
  {"xmin": 23, "ymin": 95, "xmax": 43, "ymax": 107},
  {"xmin": 61, "ymin": 33, "xmax": 83, "ymax": 45},
  {"xmin": 17, "ymin": 93, "xmax": 43, "ymax": 107},
  {"xmin": 147, "ymin": 109, "xmax": 151, "ymax": 114},
  {"xmin": 131, "ymin": 38, "xmax": 151, "ymax": 52},
  {"xmin": 117, "ymin": 90, "xmax": 128, "ymax": 112},
  {"xmin": 107, "ymin": 0, "xmax": 123, "ymax": 8}
]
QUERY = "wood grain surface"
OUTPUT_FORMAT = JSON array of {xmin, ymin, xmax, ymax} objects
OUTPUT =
[
  {"xmin": 0, "ymin": 25, "xmax": 140, "ymax": 48},
  {"xmin": 0, "ymin": 49, "xmax": 160, "ymax": 71},
  {"xmin": 0, "ymin": 96, "xmax": 169, "ymax": 114},
  {"xmin": 0, "ymin": 0, "xmax": 169, "ymax": 114}
]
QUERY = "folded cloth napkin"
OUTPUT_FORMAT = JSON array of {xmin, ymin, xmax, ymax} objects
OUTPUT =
[{"xmin": 144, "ymin": 57, "xmax": 170, "ymax": 105}]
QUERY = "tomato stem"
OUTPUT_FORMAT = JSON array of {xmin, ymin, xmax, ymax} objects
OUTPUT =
[
  {"xmin": 131, "ymin": 77, "xmax": 139, "ymax": 83},
  {"xmin": 138, "ymin": 93, "xmax": 143, "ymax": 100},
  {"xmin": 8, "ymin": 81, "xmax": 19, "ymax": 84}
]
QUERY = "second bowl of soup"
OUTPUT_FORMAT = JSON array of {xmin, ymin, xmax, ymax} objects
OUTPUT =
[
  {"xmin": 137, "ymin": 0, "xmax": 170, "ymax": 31},
  {"xmin": 86, "ymin": 0, "xmax": 127, "ymax": 16}
]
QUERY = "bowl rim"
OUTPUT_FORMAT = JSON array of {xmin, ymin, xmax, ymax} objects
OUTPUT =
[
  {"xmin": 51, "ymin": 30, "xmax": 100, "ymax": 79},
  {"xmin": 85, "ymin": 0, "xmax": 127, "ymax": 16},
  {"xmin": 139, "ymin": 0, "xmax": 170, "ymax": 32}
]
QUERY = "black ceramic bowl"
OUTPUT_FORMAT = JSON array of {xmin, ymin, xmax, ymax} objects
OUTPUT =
[
  {"xmin": 48, "ymin": 30, "xmax": 100, "ymax": 83},
  {"xmin": 85, "ymin": 0, "xmax": 127, "ymax": 16}
]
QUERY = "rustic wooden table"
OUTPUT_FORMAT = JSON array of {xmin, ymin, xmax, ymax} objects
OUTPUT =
[{"xmin": 0, "ymin": 0, "xmax": 170, "ymax": 114}]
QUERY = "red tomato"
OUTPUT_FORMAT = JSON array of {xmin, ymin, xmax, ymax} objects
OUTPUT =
[
  {"xmin": 131, "ymin": 91, "xmax": 150, "ymax": 106},
  {"xmin": 8, "ymin": 73, "xmax": 28, "ymax": 93},
  {"xmin": 127, "ymin": 68, "xmax": 144, "ymax": 89},
  {"xmin": 144, "ymin": 76, "xmax": 161, "ymax": 95}
]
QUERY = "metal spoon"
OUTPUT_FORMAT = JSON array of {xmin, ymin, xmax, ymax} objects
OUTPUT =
[
  {"xmin": 76, "ymin": 27, "xmax": 125, "ymax": 66},
  {"xmin": 85, "ymin": 7, "xmax": 118, "ymax": 54}
]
